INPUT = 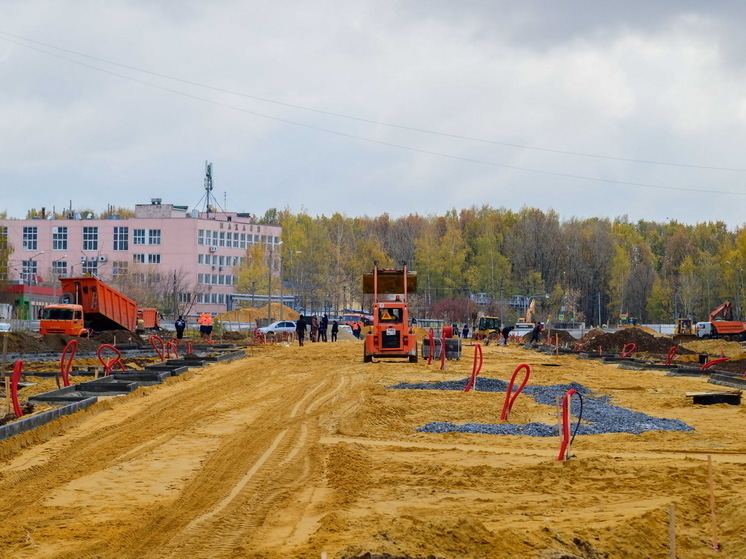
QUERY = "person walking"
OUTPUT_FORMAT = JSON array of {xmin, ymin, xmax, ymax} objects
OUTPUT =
[
  {"xmin": 320, "ymin": 314, "xmax": 329, "ymax": 342},
  {"xmin": 295, "ymin": 315, "xmax": 307, "ymax": 346},
  {"xmin": 310, "ymin": 315, "xmax": 319, "ymax": 342},
  {"xmin": 331, "ymin": 320, "xmax": 339, "ymax": 342},
  {"xmin": 462, "ymin": 323, "xmax": 469, "ymax": 339},
  {"xmin": 501, "ymin": 325, "xmax": 514, "ymax": 345},
  {"xmin": 352, "ymin": 321, "xmax": 361, "ymax": 339},
  {"xmin": 530, "ymin": 322, "xmax": 543, "ymax": 343},
  {"xmin": 174, "ymin": 316, "xmax": 186, "ymax": 339}
]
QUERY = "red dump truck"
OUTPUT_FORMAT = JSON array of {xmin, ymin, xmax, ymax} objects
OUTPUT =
[{"xmin": 40, "ymin": 277, "xmax": 139, "ymax": 337}]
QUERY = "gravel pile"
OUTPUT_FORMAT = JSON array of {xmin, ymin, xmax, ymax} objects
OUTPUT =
[{"xmin": 389, "ymin": 378, "xmax": 693, "ymax": 437}]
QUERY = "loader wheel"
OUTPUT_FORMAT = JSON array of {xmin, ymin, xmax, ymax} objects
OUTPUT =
[
  {"xmin": 409, "ymin": 346, "xmax": 418, "ymax": 363},
  {"xmin": 363, "ymin": 348, "xmax": 372, "ymax": 363}
]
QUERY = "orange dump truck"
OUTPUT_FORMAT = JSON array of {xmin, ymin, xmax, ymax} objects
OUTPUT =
[
  {"xmin": 40, "ymin": 277, "xmax": 139, "ymax": 337},
  {"xmin": 362, "ymin": 264, "xmax": 418, "ymax": 363}
]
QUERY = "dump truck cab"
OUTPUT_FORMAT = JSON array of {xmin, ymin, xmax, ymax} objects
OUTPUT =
[
  {"xmin": 40, "ymin": 304, "xmax": 88, "ymax": 337},
  {"xmin": 363, "ymin": 264, "xmax": 418, "ymax": 363}
]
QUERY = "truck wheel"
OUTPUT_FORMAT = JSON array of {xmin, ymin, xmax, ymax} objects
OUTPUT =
[{"xmin": 363, "ymin": 347, "xmax": 372, "ymax": 363}]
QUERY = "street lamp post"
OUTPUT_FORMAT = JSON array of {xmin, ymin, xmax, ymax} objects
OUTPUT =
[
  {"xmin": 726, "ymin": 261, "xmax": 742, "ymax": 320},
  {"xmin": 267, "ymin": 241, "xmax": 283, "ymax": 322}
]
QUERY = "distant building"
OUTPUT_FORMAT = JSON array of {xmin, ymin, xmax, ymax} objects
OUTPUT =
[{"xmin": 0, "ymin": 199, "xmax": 282, "ymax": 316}]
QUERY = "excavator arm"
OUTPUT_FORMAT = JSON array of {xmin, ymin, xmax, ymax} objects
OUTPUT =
[{"xmin": 710, "ymin": 301, "xmax": 733, "ymax": 322}]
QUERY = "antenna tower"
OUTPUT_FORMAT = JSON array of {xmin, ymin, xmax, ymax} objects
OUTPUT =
[{"xmin": 193, "ymin": 160, "xmax": 227, "ymax": 218}]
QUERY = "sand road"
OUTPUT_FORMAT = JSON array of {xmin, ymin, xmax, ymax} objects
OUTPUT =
[{"xmin": 0, "ymin": 339, "xmax": 745, "ymax": 558}]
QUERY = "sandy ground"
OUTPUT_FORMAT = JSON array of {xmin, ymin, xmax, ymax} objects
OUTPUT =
[{"xmin": 0, "ymin": 338, "xmax": 744, "ymax": 558}]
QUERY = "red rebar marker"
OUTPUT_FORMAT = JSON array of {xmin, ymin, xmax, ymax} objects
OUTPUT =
[
  {"xmin": 59, "ymin": 339, "xmax": 78, "ymax": 388},
  {"xmin": 500, "ymin": 363, "xmax": 531, "ymax": 421},
  {"xmin": 463, "ymin": 344, "xmax": 483, "ymax": 392},
  {"xmin": 557, "ymin": 388, "xmax": 578, "ymax": 461},
  {"xmin": 97, "ymin": 344, "xmax": 125, "ymax": 376},
  {"xmin": 620, "ymin": 343, "xmax": 636, "ymax": 358},
  {"xmin": 10, "ymin": 359, "xmax": 24, "ymax": 417}
]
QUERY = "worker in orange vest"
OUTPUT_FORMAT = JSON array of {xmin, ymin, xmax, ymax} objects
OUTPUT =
[{"xmin": 198, "ymin": 313, "xmax": 214, "ymax": 339}]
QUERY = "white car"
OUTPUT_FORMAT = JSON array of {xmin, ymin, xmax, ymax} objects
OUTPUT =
[
  {"xmin": 0, "ymin": 322, "xmax": 10, "ymax": 332},
  {"xmin": 257, "ymin": 320, "xmax": 297, "ymax": 336}
]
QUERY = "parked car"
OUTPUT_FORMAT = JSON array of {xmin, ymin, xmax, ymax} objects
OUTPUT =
[
  {"xmin": 0, "ymin": 322, "xmax": 11, "ymax": 332},
  {"xmin": 257, "ymin": 320, "xmax": 297, "ymax": 336}
]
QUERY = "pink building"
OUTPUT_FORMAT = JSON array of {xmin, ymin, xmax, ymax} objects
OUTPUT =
[{"xmin": 0, "ymin": 199, "xmax": 282, "ymax": 317}]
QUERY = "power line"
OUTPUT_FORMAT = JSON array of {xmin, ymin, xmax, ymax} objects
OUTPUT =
[
  {"xmin": 1, "ymin": 31, "xmax": 745, "ymax": 198},
  {"xmin": 1, "ymin": 29, "xmax": 744, "ymax": 173}
]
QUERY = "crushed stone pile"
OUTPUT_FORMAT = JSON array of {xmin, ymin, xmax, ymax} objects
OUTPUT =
[{"xmin": 389, "ymin": 378, "xmax": 693, "ymax": 437}]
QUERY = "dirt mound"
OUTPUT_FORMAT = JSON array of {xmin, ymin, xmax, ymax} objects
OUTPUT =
[
  {"xmin": 542, "ymin": 329, "xmax": 577, "ymax": 344},
  {"xmin": 579, "ymin": 327, "xmax": 683, "ymax": 354},
  {"xmin": 0, "ymin": 332, "xmax": 49, "ymax": 353},
  {"xmin": 221, "ymin": 331, "xmax": 246, "ymax": 341},
  {"xmin": 92, "ymin": 330, "xmax": 143, "ymax": 345},
  {"xmin": 39, "ymin": 334, "xmax": 100, "ymax": 352}
]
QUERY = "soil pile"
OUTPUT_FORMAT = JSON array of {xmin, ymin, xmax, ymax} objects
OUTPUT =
[
  {"xmin": 0, "ymin": 332, "xmax": 49, "ymax": 353},
  {"xmin": 580, "ymin": 326, "xmax": 685, "ymax": 354},
  {"xmin": 541, "ymin": 329, "xmax": 577, "ymax": 344}
]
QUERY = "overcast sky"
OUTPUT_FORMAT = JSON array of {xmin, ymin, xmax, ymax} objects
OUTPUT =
[{"xmin": 2, "ymin": 1, "xmax": 746, "ymax": 227}]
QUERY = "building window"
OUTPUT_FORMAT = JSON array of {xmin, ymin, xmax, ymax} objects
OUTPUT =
[
  {"xmin": 133, "ymin": 229, "xmax": 146, "ymax": 245},
  {"xmin": 148, "ymin": 229, "xmax": 161, "ymax": 245},
  {"xmin": 22, "ymin": 226, "xmax": 38, "ymax": 250},
  {"xmin": 52, "ymin": 261, "xmax": 68, "ymax": 278},
  {"xmin": 178, "ymin": 292, "xmax": 191, "ymax": 303},
  {"xmin": 83, "ymin": 227, "xmax": 99, "ymax": 251},
  {"xmin": 52, "ymin": 226, "xmax": 68, "ymax": 250},
  {"xmin": 112, "ymin": 261, "xmax": 128, "ymax": 276},
  {"xmin": 82, "ymin": 261, "xmax": 98, "ymax": 275},
  {"xmin": 21, "ymin": 260, "xmax": 39, "ymax": 284},
  {"xmin": 148, "ymin": 254, "xmax": 161, "ymax": 264},
  {"xmin": 113, "ymin": 227, "xmax": 129, "ymax": 251},
  {"xmin": 133, "ymin": 254, "xmax": 145, "ymax": 264}
]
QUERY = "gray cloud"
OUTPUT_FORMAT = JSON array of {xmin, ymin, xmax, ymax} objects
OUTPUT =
[{"xmin": 1, "ymin": 1, "xmax": 745, "ymax": 226}]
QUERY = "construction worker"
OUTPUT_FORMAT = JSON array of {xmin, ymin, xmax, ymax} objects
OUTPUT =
[
  {"xmin": 501, "ymin": 325, "xmax": 514, "ymax": 345},
  {"xmin": 198, "ymin": 313, "xmax": 214, "ymax": 339},
  {"xmin": 174, "ymin": 316, "xmax": 186, "ymax": 339},
  {"xmin": 136, "ymin": 311, "xmax": 146, "ymax": 334}
]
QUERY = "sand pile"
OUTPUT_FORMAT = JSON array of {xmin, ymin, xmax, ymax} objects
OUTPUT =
[{"xmin": 216, "ymin": 304, "xmax": 300, "ymax": 323}]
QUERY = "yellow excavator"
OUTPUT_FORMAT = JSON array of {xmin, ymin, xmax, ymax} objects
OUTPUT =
[
  {"xmin": 674, "ymin": 318, "xmax": 694, "ymax": 336},
  {"xmin": 475, "ymin": 316, "xmax": 501, "ymax": 341}
]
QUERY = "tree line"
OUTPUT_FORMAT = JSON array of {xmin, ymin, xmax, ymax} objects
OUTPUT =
[{"xmin": 238, "ymin": 206, "xmax": 746, "ymax": 326}]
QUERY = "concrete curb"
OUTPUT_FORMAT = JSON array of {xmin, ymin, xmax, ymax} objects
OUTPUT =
[{"xmin": 0, "ymin": 397, "xmax": 98, "ymax": 442}]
